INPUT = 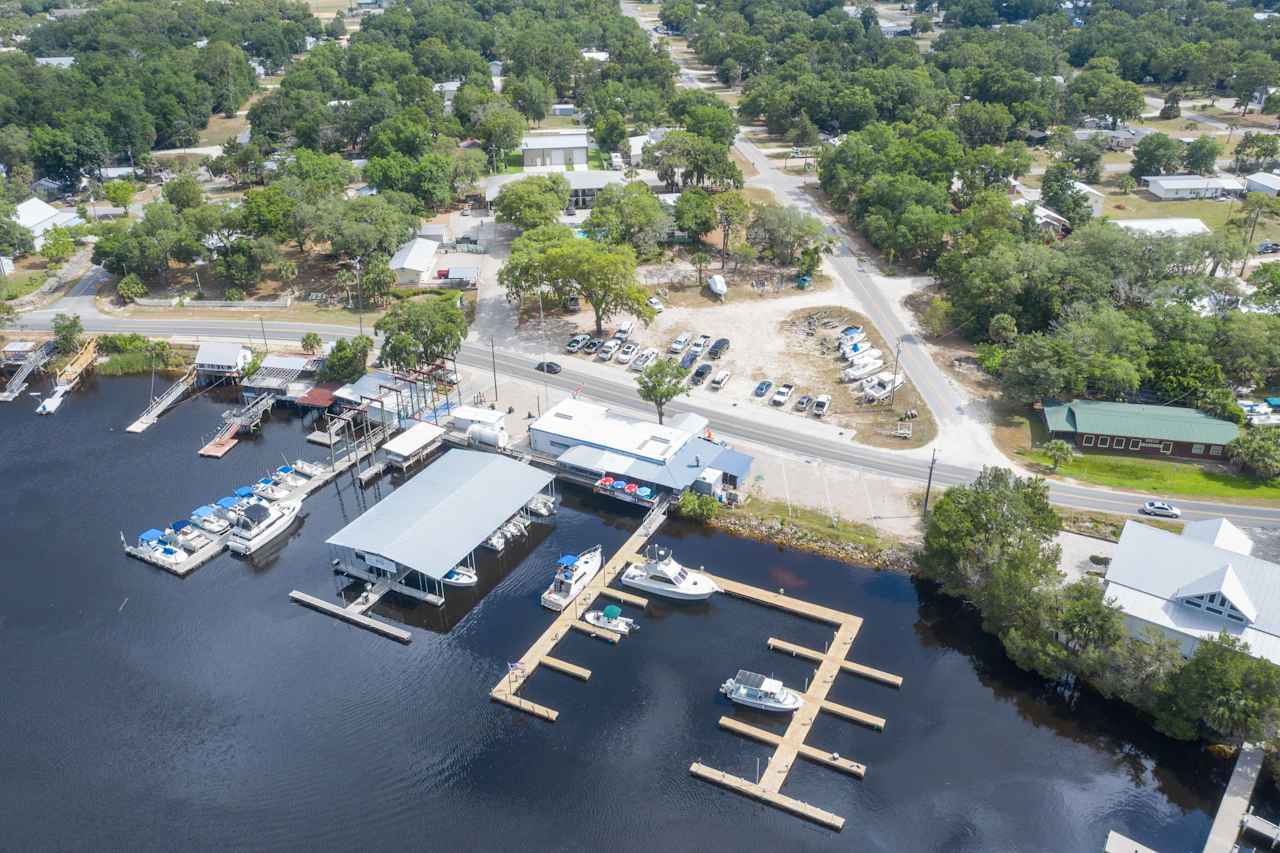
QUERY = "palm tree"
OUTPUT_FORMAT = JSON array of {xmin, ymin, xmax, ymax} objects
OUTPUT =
[{"xmin": 691, "ymin": 250, "xmax": 711, "ymax": 286}]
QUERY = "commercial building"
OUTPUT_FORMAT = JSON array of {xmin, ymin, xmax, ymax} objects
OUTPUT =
[
  {"xmin": 1143, "ymin": 174, "xmax": 1245, "ymax": 200},
  {"xmin": 327, "ymin": 449, "xmax": 554, "ymax": 605},
  {"xmin": 1042, "ymin": 399, "xmax": 1239, "ymax": 459},
  {"xmin": 1104, "ymin": 519, "xmax": 1280, "ymax": 665},
  {"xmin": 520, "ymin": 132, "xmax": 590, "ymax": 169},
  {"xmin": 529, "ymin": 397, "xmax": 752, "ymax": 505},
  {"xmin": 1246, "ymin": 172, "xmax": 1280, "ymax": 196},
  {"xmin": 381, "ymin": 421, "xmax": 445, "ymax": 470},
  {"xmin": 388, "ymin": 237, "xmax": 439, "ymax": 286}
]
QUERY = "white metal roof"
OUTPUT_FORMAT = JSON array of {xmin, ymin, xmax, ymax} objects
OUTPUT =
[
  {"xmin": 13, "ymin": 197, "xmax": 59, "ymax": 231},
  {"xmin": 1248, "ymin": 172, "xmax": 1280, "ymax": 191},
  {"xmin": 1144, "ymin": 174, "xmax": 1245, "ymax": 190},
  {"xmin": 531, "ymin": 397, "xmax": 695, "ymax": 465},
  {"xmin": 1182, "ymin": 518, "xmax": 1254, "ymax": 555},
  {"xmin": 1112, "ymin": 218, "xmax": 1210, "ymax": 236},
  {"xmin": 326, "ymin": 450, "xmax": 552, "ymax": 580},
  {"xmin": 194, "ymin": 342, "xmax": 249, "ymax": 367},
  {"xmin": 450, "ymin": 405, "xmax": 506, "ymax": 427},
  {"xmin": 1071, "ymin": 180, "xmax": 1104, "ymax": 198},
  {"xmin": 382, "ymin": 421, "xmax": 445, "ymax": 457},
  {"xmin": 388, "ymin": 237, "xmax": 438, "ymax": 273},
  {"xmin": 521, "ymin": 133, "xmax": 590, "ymax": 151},
  {"xmin": 1104, "ymin": 521, "xmax": 1280, "ymax": 663}
]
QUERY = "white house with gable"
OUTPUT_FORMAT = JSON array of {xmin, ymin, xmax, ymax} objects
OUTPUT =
[
  {"xmin": 11, "ymin": 197, "xmax": 83, "ymax": 252},
  {"xmin": 1103, "ymin": 518, "xmax": 1280, "ymax": 665}
]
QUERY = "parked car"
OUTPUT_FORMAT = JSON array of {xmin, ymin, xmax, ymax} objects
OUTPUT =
[
  {"xmin": 535, "ymin": 361, "xmax": 562, "ymax": 374},
  {"xmin": 432, "ymin": 368, "xmax": 459, "ymax": 385},
  {"xmin": 771, "ymin": 383, "xmax": 795, "ymax": 406},
  {"xmin": 794, "ymin": 394, "xmax": 813, "ymax": 412},
  {"xmin": 754, "ymin": 380, "xmax": 773, "ymax": 397},
  {"xmin": 1140, "ymin": 500, "xmax": 1182, "ymax": 519},
  {"xmin": 669, "ymin": 332, "xmax": 690, "ymax": 353},
  {"xmin": 582, "ymin": 337, "xmax": 604, "ymax": 354},
  {"xmin": 691, "ymin": 363, "xmax": 714, "ymax": 385},
  {"xmin": 711, "ymin": 369, "xmax": 732, "ymax": 389},
  {"xmin": 455, "ymin": 235, "xmax": 478, "ymax": 245},
  {"xmin": 679, "ymin": 349, "xmax": 698, "ymax": 369},
  {"xmin": 566, "ymin": 333, "xmax": 590, "ymax": 353},
  {"xmin": 613, "ymin": 319, "xmax": 635, "ymax": 341},
  {"xmin": 597, "ymin": 339, "xmax": 621, "ymax": 361},
  {"xmin": 708, "ymin": 337, "xmax": 730, "ymax": 359},
  {"xmin": 1260, "ymin": 241, "xmax": 1280, "ymax": 254},
  {"xmin": 564, "ymin": 295, "xmax": 581, "ymax": 311},
  {"xmin": 647, "ymin": 296, "xmax": 665, "ymax": 312},
  {"xmin": 813, "ymin": 394, "xmax": 831, "ymax": 417},
  {"xmin": 630, "ymin": 347, "xmax": 659, "ymax": 371},
  {"xmin": 616, "ymin": 342, "xmax": 639, "ymax": 364},
  {"xmin": 691, "ymin": 334, "xmax": 711, "ymax": 356}
]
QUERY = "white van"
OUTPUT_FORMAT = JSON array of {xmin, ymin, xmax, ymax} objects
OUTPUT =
[
  {"xmin": 711, "ymin": 369, "xmax": 731, "ymax": 390},
  {"xmin": 613, "ymin": 318, "xmax": 635, "ymax": 341},
  {"xmin": 669, "ymin": 332, "xmax": 691, "ymax": 354}
]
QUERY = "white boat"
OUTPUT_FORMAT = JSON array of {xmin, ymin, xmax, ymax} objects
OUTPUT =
[
  {"xmin": 720, "ymin": 670, "xmax": 804, "ymax": 713},
  {"xmin": 168, "ymin": 520, "xmax": 210, "ymax": 551},
  {"xmin": 483, "ymin": 531, "xmax": 506, "ymax": 552},
  {"xmin": 274, "ymin": 465, "xmax": 307, "ymax": 488},
  {"xmin": 865, "ymin": 373, "xmax": 904, "ymax": 402},
  {"xmin": 442, "ymin": 565, "xmax": 478, "ymax": 587},
  {"xmin": 525, "ymin": 494, "xmax": 557, "ymax": 516},
  {"xmin": 227, "ymin": 500, "xmax": 301, "ymax": 555},
  {"xmin": 621, "ymin": 545, "xmax": 720, "ymax": 601},
  {"xmin": 503, "ymin": 517, "xmax": 529, "ymax": 538},
  {"xmin": 541, "ymin": 545, "xmax": 603, "ymax": 611},
  {"xmin": 132, "ymin": 529, "xmax": 188, "ymax": 566},
  {"xmin": 841, "ymin": 343, "xmax": 880, "ymax": 362},
  {"xmin": 251, "ymin": 477, "xmax": 290, "ymax": 501},
  {"xmin": 190, "ymin": 505, "xmax": 231, "ymax": 534},
  {"xmin": 861, "ymin": 370, "xmax": 895, "ymax": 391},
  {"xmin": 707, "ymin": 274, "xmax": 727, "ymax": 296},
  {"xmin": 35, "ymin": 386, "xmax": 69, "ymax": 415},
  {"xmin": 842, "ymin": 358, "xmax": 884, "ymax": 382},
  {"xmin": 585, "ymin": 604, "xmax": 638, "ymax": 635},
  {"xmin": 293, "ymin": 459, "xmax": 327, "ymax": 478},
  {"xmin": 838, "ymin": 330, "xmax": 866, "ymax": 346}
]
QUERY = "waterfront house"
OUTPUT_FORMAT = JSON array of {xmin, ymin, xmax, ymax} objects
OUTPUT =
[
  {"xmin": 1104, "ymin": 519, "xmax": 1280, "ymax": 665},
  {"xmin": 193, "ymin": 342, "xmax": 252, "ymax": 384},
  {"xmin": 1041, "ymin": 399, "xmax": 1239, "ymax": 460}
]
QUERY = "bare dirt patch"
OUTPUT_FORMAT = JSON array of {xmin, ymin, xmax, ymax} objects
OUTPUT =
[{"xmin": 902, "ymin": 287, "xmax": 1000, "ymax": 399}]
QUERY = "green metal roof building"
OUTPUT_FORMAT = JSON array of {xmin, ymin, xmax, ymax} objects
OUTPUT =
[{"xmin": 1042, "ymin": 400, "xmax": 1239, "ymax": 460}]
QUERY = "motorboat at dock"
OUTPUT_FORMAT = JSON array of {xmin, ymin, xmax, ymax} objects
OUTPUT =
[
  {"xmin": 273, "ymin": 465, "xmax": 306, "ymax": 489},
  {"xmin": 541, "ymin": 545, "xmax": 603, "ymax": 611},
  {"xmin": 190, "ymin": 505, "xmax": 231, "ymax": 535},
  {"xmin": 442, "ymin": 565, "xmax": 478, "ymax": 587},
  {"xmin": 251, "ymin": 477, "xmax": 290, "ymax": 501},
  {"xmin": 525, "ymin": 494, "xmax": 557, "ymax": 517},
  {"xmin": 167, "ymin": 519, "xmax": 211, "ymax": 551},
  {"xmin": 131, "ymin": 529, "xmax": 188, "ymax": 567},
  {"xmin": 720, "ymin": 670, "xmax": 804, "ymax": 713},
  {"xmin": 292, "ymin": 459, "xmax": 328, "ymax": 478},
  {"xmin": 227, "ymin": 500, "xmax": 301, "ymax": 555},
  {"xmin": 621, "ymin": 545, "xmax": 720, "ymax": 601},
  {"xmin": 483, "ymin": 531, "xmax": 506, "ymax": 552},
  {"xmin": 585, "ymin": 604, "xmax": 637, "ymax": 635}
]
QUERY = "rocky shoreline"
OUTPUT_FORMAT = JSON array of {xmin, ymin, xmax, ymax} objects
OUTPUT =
[{"xmin": 709, "ymin": 511, "xmax": 917, "ymax": 573}]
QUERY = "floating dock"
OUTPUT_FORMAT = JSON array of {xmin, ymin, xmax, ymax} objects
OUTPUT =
[
  {"xmin": 124, "ymin": 532, "xmax": 230, "ymax": 577},
  {"xmin": 0, "ymin": 341, "xmax": 54, "ymax": 402},
  {"xmin": 198, "ymin": 392, "xmax": 274, "ymax": 458},
  {"xmin": 288, "ymin": 566, "xmax": 415, "ymax": 644},
  {"xmin": 126, "ymin": 367, "xmax": 196, "ymax": 433},
  {"xmin": 489, "ymin": 498, "xmax": 666, "ymax": 720}
]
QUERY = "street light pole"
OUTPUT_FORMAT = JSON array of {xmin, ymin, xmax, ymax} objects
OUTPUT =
[
  {"xmin": 258, "ymin": 315, "xmax": 268, "ymax": 352},
  {"xmin": 890, "ymin": 337, "xmax": 903, "ymax": 406},
  {"xmin": 922, "ymin": 448, "xmax": 938, "ymax": 518}
]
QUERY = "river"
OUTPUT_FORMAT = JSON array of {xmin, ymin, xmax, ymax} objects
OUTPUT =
[{"xmin": 0, "ymin": 375, "xmax": 1225, "ymax": 851}]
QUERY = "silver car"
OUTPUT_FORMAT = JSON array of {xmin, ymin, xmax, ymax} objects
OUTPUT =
[{"xmin": 1140, "ymin": 500, "xmax": 1182, "ymax": 519}]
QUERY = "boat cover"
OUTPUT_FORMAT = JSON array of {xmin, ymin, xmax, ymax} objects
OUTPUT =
[
  {"xmin": 191, "ymin": 506, "xmax": 214, "ymax": 518},
  {"xmin": 242, "ymin": 503, "xmax": 271, "ymax": 524},
  {"xmin": 603, "ymin": 605, "xmax": 622, "ymax": 619},
  {"xmin": 138, "ymin": 529, "xmax": 164, "ymax": 543},
  {"xmin": 556, "ymin": 554, "xmax": 577, "ymax": 567},
  {"xmin": 234, "ymin": 486, "xmax": 254, "ymax": 498},
  {"xmin": 258, "ymin": 477, "xmax": 273, "ymax": 485},
  {"xmin": 216, "ymin": 497, "xmax": 239, "ymax": 509},
  {"xmin": 278, "ymin": 466, "xmax": 294, "ymax": 474},
  {"xmin": 734, "ymin": 670, "xmax": 767, "ymax": 688},
  {"xmin": 171, "ymin": 519, "xmax": 191, "ymax": 531}
]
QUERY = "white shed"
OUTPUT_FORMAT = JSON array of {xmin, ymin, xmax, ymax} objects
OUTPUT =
[
  {"xmin": 388, "ymin": 238, "xmax": 439, "ymax": 286},
  {"xmin": 1246, "ymin": 172, "xmax": 1280, "ymax": 197}
]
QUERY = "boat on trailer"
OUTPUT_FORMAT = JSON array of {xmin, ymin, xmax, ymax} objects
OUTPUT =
[{"xmin": 720, "ymin": 670, "xmax": 804, "ymax": 713}]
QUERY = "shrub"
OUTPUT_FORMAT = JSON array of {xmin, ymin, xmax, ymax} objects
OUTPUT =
[
  {"xmin": 116, "ymin": 274, "xmax": 147, "ymax": 303},
  {"xmin": 675, "ymin": 490, "xmax": 719, "ymax": 523},
  {"xmin": 975, "ymin": 342, "xmax": 1005, "ymax": 375},
  {"xmin": 98, "ymin": 333, "xmax": 150, "ymax": 353},
  {"xmin": 225, "ymin": 288, "xmax": 246, "ymax": 302}
]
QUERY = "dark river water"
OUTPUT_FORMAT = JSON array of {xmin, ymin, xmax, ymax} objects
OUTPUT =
[{"xmin": 0, "ymin": 374, "xmax": 1227, "ymax": 852}]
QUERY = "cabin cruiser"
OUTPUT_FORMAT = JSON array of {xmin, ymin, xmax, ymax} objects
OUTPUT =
[
  {"xmin": 541, "ymin": 545, "xmax": 603, "ymax": 611},
  {"xmin": 842, "ymin": 358, "xmax": 884, "ymax": 383},
  {"xmin": 274, "ymin": 465, "xmax": 306, "ymax": 489},
  {"xmin": 720, "ymin": 670, "xmax": 804, "ymax": 713},
  {"xmin": 251, "ymin": 477, "xmax": 290, "ymax": 501},
  {"xmin": 621, "ymin": 545, "xmax": 720, "ymax": 601},
  {"xmin": 525, "ymin": 494, "xmax": 557, "ymax": 517},
  {"xmin": 483, "ymin": 531, "xmax": 506, "ymax": 552},
  {"xmin": 442, "ymin": 565, "xmax": 478, "ymax": 587},
  {"xmin": 190, "ymin": 505, "xmax": 231, "ymax": 535},
  {"xmin": 167, "ymin": 519, "xmax": 210, "ymax": 551},
  {"xmin": 133, "ymin": 529, "xmax": 188, "ymax": 567},
  {"xmin": 503, "ymin": 517, "xmax": 529, "ymax": 538},
  {"xmin": 227, "ymin": 500, "xmax": 301, "ymax": 555},
  {"xmin": 292, "ymin": 459, "xmax": 327, "ymax": 478},
  {"xmin": 585, "ymin": 604, "xmax": 638, "ymax": 635}
]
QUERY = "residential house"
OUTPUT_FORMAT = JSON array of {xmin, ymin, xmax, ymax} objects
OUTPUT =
[
  {"xmin": 1143, "ymin": 174, "xmax": 1245, "ymax": 200},
  {"xmin": 1072, "ymin": 180, "xmax": 1105, "ymax": 217},
  {"xmin": 1073, "ymin": 126, "xmax": 1153, "ymax": 151},
  {"xmin": 550, "ymin": 103, "xmax": 578, "ymax": 117},
  {"xmin": 387, "ymin": 237, "xmax": 439, "ymax": 286},
  {"xmin": 1112, "ymin": 218, "xmax": 1211, "ymax": 237},
  {"xmin": 11, "ymin": 197, "xmax": 83, "ymax": 252},
  {"xmin": 433, "ymin": 80, "xmax": 462, "ymax": 114},
  {"xmin": 520, "ymin": 132, "xmax": 590, "ymax": 168},
  {"xmin": 1103, "ymin": 519, "xmax": 1280, "ymax": 665},
  {"xmin": 626, "ymin": 127, "xmax": 670, "ymax": 165},
  {"xmin": 1041, "ymin": 399, "xmax": 1239, "ymax": 459},
  {"xmin": 35, "ymin": 56, "xmax": 74, "ymax": 69},
  {"xmin": 193, "ymin": 342, "xmax": 252, "ymax": 384},
  {"xmin": 485, "ymin": 170, "xmax": 626, "ymax": 210},
  {"xmin": 1246, "ymin": 172, "xmax": 1280, "ymax": 196}
]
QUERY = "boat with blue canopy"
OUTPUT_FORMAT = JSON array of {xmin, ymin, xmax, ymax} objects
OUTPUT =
[
  {"xmin": 168, "ymin": 518, "xmax": 210, "ymax": 550},
  {"xmin": 252, "ymin": 476, "xmax": 289, "ymax": 501},
  {"xmin": 540, "ymin": 545, "xmax": 603, "ymax": 611},
  {"xmin": 136, "ymin": 528, "xmax": 187, "ymax": 566},
  {"xmin": 190, "ymin": 505, "xmax": 231, "ymax": 534}
]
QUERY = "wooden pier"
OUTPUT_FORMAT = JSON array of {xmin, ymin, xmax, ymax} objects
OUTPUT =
[
  {"xmin": 489, "ymin": 498, "xmax": 666, "ymax": 721},
  {"xmin": 126, "ymin": 367, "xmax": 196, "ymax": 433},
  {"xmin": 289, "ymin": 565, "xmax": 417, "ymax": 643}
]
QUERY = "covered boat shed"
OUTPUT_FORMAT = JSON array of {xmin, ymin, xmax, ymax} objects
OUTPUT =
[{"xmin": 325, "ymin": 450, "xmax": 554, "ymax": 605}]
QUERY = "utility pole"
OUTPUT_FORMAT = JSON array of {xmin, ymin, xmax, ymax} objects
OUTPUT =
[
  {"xmin": 537, "ymin": 290, "xmax": 549, "ymax": 410},
  {"xmin": 922, "ymin": 448, "xmax": 938, "ymax": 518},
  {"xmin": 490, "ymin": 335, "xmax": 499, "ymax": 403},
  {"xmin": 889, "ymin": 337, "xmax": 903, "ymax": 406},
  {"xmin": 354, "ymin": 257, "xmax": 364, "ymax": 339},
  {"xmin": 258, "ymin": 315, "xmax": 268, "ymax": 352}
]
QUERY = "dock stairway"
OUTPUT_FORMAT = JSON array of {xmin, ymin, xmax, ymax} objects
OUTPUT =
[
  {"xmin": 126, "ymin": 367, "xmax": 196, "ymax": 433},
  {"xmin": 198, "ymin": 392, "xmax": 275, "ymax": 458},
  {"xmin": 0, "ymin": 341, "xmax": 55, "ymax": 401}
]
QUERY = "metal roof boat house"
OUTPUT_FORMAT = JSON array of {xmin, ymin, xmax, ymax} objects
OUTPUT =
[
  {"xmin": 325, "ymin": 450, "xmax": 555, "ymax": 607},
  {"xmin": 528, "ymin": 397, "xmax": 752, "ymax": 505},
  {"xmin": 1103, "ymin": 518, "xmax": 1280, "ymax": 665},
  {"xmin": 1042, "ymin": 399, "xmax": 1239, "ymax": 460}
]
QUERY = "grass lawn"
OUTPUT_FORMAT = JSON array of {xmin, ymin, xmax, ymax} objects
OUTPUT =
[
  {"xmin": 727, "ymin": 497, "xmax": 887, "ymax": 551},
  {"xmin": 1, "ymin": 270, "xmax": 50, "ymax": 301},
  {"xmin": 587, "ymin": 147, "xmax": 606, "ymax": 170},
  {"xmin": 1100, "ymin": 189, "xmax": 1280, "ymax": 241},
  {"xmin": 199, "ymin": 113, "xmax": 248, "ymax": 147},
  {"xmin": 533, "ymin": 116, "xmax": 582, "ymax": 130},
  {"xmin": 1021, "ymin": 448, "xmax": 1280, "ymax": 503},
  {"xmin": 1058, "ymin": 507, "xmax": 1183, "ymax": 541}
]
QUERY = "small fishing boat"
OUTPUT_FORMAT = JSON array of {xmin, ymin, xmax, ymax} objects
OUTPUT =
[
  {"xmin": 227, "ymin": 500, "xmax": 301, "ymax": 555},
  {"xmin": 502, "ymin": 517, "xmax": 529, "ymax": 538},
  {"xmin": 442, "ymin": 565, "xmax": 478, "ymax": 587},
  {"xmin": 621, "ymin": 545, "xmax": 720, "ymax": 601},
  {"xmin": 251, "ymin": 477, "xmax": 290, "ymax": 501},
  {"xmin": 168, "ymin": 519, "xmax": 210, "ymax": 551},
  {"xmin": 720, "ymin": 670, "xmax": 804, "ymax": 713},
  {"xmin": 274, "ymin": 465, "xmax": 306, "ymax": 488},
  {"xmin": 134, "ymin": 529, "xmax": 188, "ymax": 567},
  {"xmin": 292, "ymin": 459, "xmax": 327, "ymax": 478},
  {"xmin": 483, "ymin": 531, "xmax": 506, "ymax": 552},
  {"xmin": 541, "ymin": 545, "xmax": 603, "ymax": 611},
  {"xmin": 525, "ymin": 494, "xmax": 557, "ymax": 516},
  {"xmin": 190, "ymin": 505, "xmax": 230, "ymax": 535},
  {"xmin": 585, "ymin": 604, "xmax": 638, "ymax": 635}
]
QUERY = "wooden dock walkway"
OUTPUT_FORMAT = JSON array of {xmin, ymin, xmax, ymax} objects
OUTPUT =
[
  {"xmin": 689, "ymin": 763, "xmax": 845, "ymax": 831},
  {"xmin": 126, "ymin": 367, "xmax": 195, "ymax": 433},
  {"xmin": 705, "ymin": 572, "xmax": 855, "ymax": 626},
  {"xmin": 718, "ymin": 716, "xmax": 866, "ymax": 778},
  {"xmin": 1202, "ymin": 742, "xmax": 1265, "ymax": 853},
  {"xmin": 124, "ymin": 532, "xmax": 229, "ymax": 577},
  {"xmin": 288, "ymin": 565, "xmax": 418, "ymax": 643},
  {"xmin": 767, "ymin": 637, "xmax": 905, "ymax": 688},
  {"xmin": 489, "ymin": 499, "xmax": 667, "ymax": 721}
]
